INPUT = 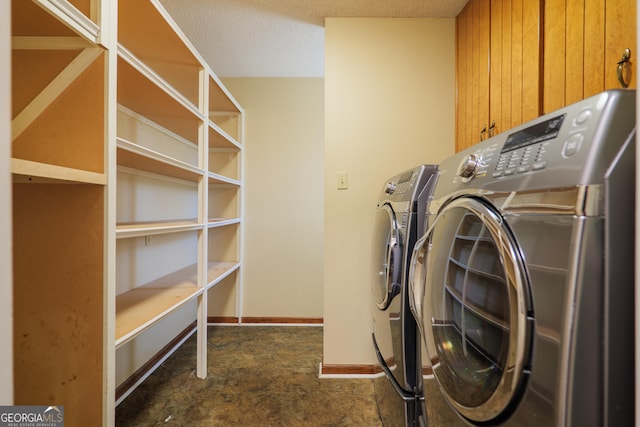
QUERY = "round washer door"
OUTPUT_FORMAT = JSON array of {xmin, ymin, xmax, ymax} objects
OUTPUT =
[
  {"xmin": 411, "ymin": 197, "xmax": 531, "ymax": 423},
  {"xmin": 371, "ymin": 203, "xmax": 403, "ymax": 310}
]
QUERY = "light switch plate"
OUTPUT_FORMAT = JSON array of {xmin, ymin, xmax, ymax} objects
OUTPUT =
[{"xmin": 336, "ymin": 172, "xmax": 348, "ymax": 190}]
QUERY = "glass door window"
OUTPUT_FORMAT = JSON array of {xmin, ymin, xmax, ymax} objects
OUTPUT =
[
  {"xmin": 372, "ymin": 203, "xmax": 402, "ymax": 310},
  {"xmin": 412, "ymin": 197, "xmax": 531, "ymax": 423}
]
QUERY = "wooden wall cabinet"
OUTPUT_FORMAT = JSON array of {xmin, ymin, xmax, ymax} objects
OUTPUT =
[
  {"xmin": 456, "ymin": 0, "xmax": 490, "ymax": 153},
  {"xmin": 456, "ymin": 0, "xmax": 542, "ymax": 152},
  {"xmin": 456, "ymin": 0, "xmax": 636, "ymax": 152},
  {"xmin": 544, "ymin": 0, "xmax": 637, "ymax": 113},
  {"xmin": 10, "ymin": 0, "xmax": 243, "ymax": 425}
]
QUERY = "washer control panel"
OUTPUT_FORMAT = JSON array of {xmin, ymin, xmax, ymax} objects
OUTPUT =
[
  {"xmin": 491, "ymin": 113, "xmax": 566, "ymax": 178},
  {"xmin": 384, "ymin": 169, "xmax": 417, "ymax": 199},
  {"xmin": 439, "ymin": 90, "xmax": 635, "ymax": 196},
  {"xmin": 450, "ymin": 89, "xmax": 635, "ymax": 189}
]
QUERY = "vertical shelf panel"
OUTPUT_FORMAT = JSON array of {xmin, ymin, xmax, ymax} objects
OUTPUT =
[
  {"xmin": 209, "ymin": 148, "xmax": 240, "ymax": 180},
  {"xmin": 11, "ymin": 1, "xmax": 111, "ymax": 423},
  {"xmin": 0, "ymin": 0, "xmax": 12, "ymax": 405},
  {"xmin": 207, "ymin": 271, "xmax": 240, "ymax": 321},
  {"xmin": 208, "ymin": 223, "xmax": 239, "ymax": 262},
  {"xmin": 209, "ymin": 185, "xmax": 240, "ymax": 219},
  {"xmin": 13, "ymin": 183, "xmax": 104, "ymax": 425},
  {"xmin": 208, "ymin": 72, "xmax": 243, "ymax": 324}
]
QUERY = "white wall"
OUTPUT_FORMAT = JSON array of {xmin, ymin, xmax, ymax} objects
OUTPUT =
[
  {"xmin": 1, "ymin": 0, "xmax": 13, "ymax": 404},
  {"xmin": 324, "ymin": 18, "xmax": 456, "ymax": 366},
  {"xmin": 221, "ymin": 78, "xmax": 325, "ymax": 319}
]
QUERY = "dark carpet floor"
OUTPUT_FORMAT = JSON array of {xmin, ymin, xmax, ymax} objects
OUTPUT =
[{"xmin": 116, "ymin": 326, "xmax": 383, "ymax": 426}]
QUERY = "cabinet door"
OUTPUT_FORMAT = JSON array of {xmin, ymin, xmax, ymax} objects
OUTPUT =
[
  {"xmin": 491, "ymin": 0, "xmax": 542, "ymax": 136},
  {"xmin": 544, "ymin": 0, "xmax": 636, "ymax": 114},
  {"xmin": 456, "ymin": 1, "xmax": 473, "ymax": 151},
  {"xmin": 604, "ymin": 0, "xmax": 637, "ymax": 91},
  {"xmin": 456, "ymin": 0, "xmax": 490, "ymax": 152},
  {"xmin": 456, "ymin": 0, "xmax": 541, "ymax": 152}
]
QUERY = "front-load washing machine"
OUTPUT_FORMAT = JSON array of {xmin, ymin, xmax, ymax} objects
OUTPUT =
[
  {"xmin": 409, "ymin": 89, "xmax": 635, "ymax": 426},
  {"xmin": 371, "ymin": 165, "xmax": 438, "ymax": 426}
]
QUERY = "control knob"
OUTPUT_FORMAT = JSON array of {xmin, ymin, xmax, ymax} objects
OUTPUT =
[
  {"xmin": 457, "ymin": 153, "xmax": 480, "ymax": 179},
  {"xmin": 384, "ymin": 181, "xmax": 397, "ymax": 194}
]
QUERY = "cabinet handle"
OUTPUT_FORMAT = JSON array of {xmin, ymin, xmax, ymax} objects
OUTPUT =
[
  {"xmin": 617, "ymin": 48, "xmax": 631, "ymax": 88},
  {"xmin": 479, "ymin": 125, "xmax": 487, "ymax": 141},
  {"xmin": 488, "ymin": 120, "xmax": 496, "ymax": 137}
]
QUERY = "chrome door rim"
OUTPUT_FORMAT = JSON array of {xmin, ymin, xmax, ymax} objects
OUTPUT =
[
  {"xmin": 421, "ymin": 197, "xmax": 530, "ymax": 422},
  {"xmin": 372, "ymin": 203, "xmax": 402, "ymax": 310}
]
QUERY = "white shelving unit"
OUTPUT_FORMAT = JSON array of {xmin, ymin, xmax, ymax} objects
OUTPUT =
[
  {"xmin": 10, "ymin": 0, "xmax": 243, "ymax": 424},
  {"xmin": 10, "ymin": 1, "xmax": 115, "ymax": 426}
]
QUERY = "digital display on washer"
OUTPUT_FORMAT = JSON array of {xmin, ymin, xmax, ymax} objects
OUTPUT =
[{"xmin": 500, "ymin": 114, "xmax": 566, "ymax": 153}]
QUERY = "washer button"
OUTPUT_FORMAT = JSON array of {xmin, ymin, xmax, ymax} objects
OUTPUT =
[
  {"xmin": 575, "ymin": 110, "xmax": 592, "ymax": 126},
  {"xmin": 563, "ymin": 133, "xmax": 583, "ymax": 157},
  {"xmin": 533, "ymin": 161, "xmax": 547, "ymax": 171}
]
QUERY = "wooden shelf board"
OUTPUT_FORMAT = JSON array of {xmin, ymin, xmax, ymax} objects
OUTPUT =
[
  {"xmin": 116, "ymin": 220, "xmax": 203, "ymax": 239},
  {"xmin": 118, "ymin": 45, "xmax": 201, "ymax": 118},
  {"xmin": 137, "ymin": 59, "xmax": 201, "ymax": 108},
  {"xmin": 33, "ymin": 0, "xmax": 100, "ymax": 43},
  {"xmin": 115, "ymin": 286, "xmax": 201, "ymax": 348},
  {"xmin": 209, "ymin": 73, "xmax": 241, "ymax": 113},
  {"xmin": 142, "ymin": 263, "xmax": 199, "ymax": 289},
  {"xmin": 208, "ymin": 172, "xmax": 241, "ymax": 186},
  {"xmin": 12, "ymin": 0, "xmax": 98, "ymax": 43},
  {"xmin": 117, "ymin": 54, "xmax": 201, "ymax": 143},
  {"xmin": 114, "ymin": 261, "xmax": 239, "ymax": 347},
  {"xmin": 117, "ymin": 139, "xmax": 203, "ymax": 182},
  {"xmin": 207, "ymin": 261, "xmax": 240, "ymax": 289},
  {"xmin": 208, "ymin": 218, "xmax": 241, "ymax": 228},
  {"xmin": 209, "ymin": 120, "xmax": 241, "ymax": 149},
  {"xmin": 118, "ymin": 0, "xmax": 202, "ymax": 68},
  {"xmin": 12, "ymin": 158, "xmax": 106, "ymax": 185}
]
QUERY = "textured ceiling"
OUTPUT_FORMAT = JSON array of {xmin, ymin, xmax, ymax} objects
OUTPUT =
[{"xmin": 160, "ymin": 0, "xmax": 468, "ymax": 78}]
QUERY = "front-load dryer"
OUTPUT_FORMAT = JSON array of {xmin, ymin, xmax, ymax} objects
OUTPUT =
[
  {"xmin": 371, "ymin": 164, "xmax": 438, "ymax": 426},
  {"xmin": 409, "ymin": 89, "xmax": 635, "ymax": 426}
]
